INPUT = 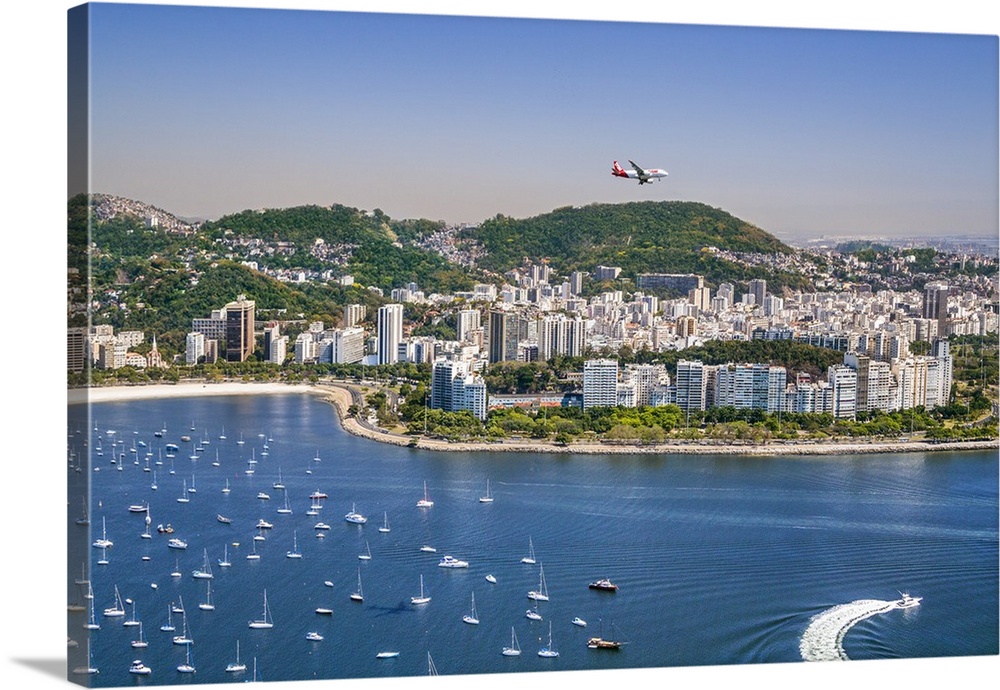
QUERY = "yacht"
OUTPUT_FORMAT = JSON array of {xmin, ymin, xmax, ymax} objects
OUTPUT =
[
  {"xmin": 572, "ymin": 617, "xmax": 588, "ymax": 627},
  {"xmin": 485, "ymin": 574, "xmax": 497, "ymax": 584},
  {"xmin": 305, "ymin": 631, "xmax": 324, "ymax": 641},
  {"xmin": 537, "ymin": 622, "xmax": 559, "ymax": 658},
  {"xmin": 417, "ymin": 481, "xmax": 434, "ymax": 508},
  {"xmin": 438, "ymin": 555, "xmax": 469, "ymax": 568},
  {"xmin": 167, "ymin": 538, "xmax": 188, "ymax": 550},
  {"xmin": 410, "ymin": 575, "xmax": 431, "ymax": 605},
  {"xmin": 897, "ymin": 592, "xmax": 922, "ymax": 609},
  {"xmin": 420, "ymin": 545, "xmax": 437, "ymax": 553},
  {"xmin": 588, "ymin": 578, "xmax": 618, "ymax": 592},
  {"xmin": 344, "ymin": 503, "xmax": 367, "ymax": 524},
  {"xmin": 128, "ymin": 660, "xmax": 152, "ymax": 675},
  {"xmin": 256, "ymin": 519, "xmax": 273, "ymax": 529},
  {"xmin": 502, "ymin": 627, "xmax": 522, "ymax": 656}
]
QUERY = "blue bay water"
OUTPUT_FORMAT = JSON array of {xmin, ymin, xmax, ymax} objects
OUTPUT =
[{"xmin": 67, "ymin": 393, "xmax": 998, "ymax": 686}]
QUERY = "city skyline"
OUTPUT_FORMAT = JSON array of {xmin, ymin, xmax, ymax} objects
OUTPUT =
[{"xmin": 75, "ymin": 2, "xmax": 997, "ymax": 241}]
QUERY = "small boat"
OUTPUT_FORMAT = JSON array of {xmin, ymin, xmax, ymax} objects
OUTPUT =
[
  {"xmin": 128, "ymin": 503, "xmax": 148, "ymax": 513},
  {"xmin": 192, "ymin": 549, "xmax": 214, "ymax": 579},
  {"xmin": 159, "ymin": 604, "xmax": 175, "ymax": 632},
  {"xmin": 248, "ymin": 590, "xmax": 274, "ymax": 628},
  {"xmin": 310, "ymin": 490, "xmax": 328, "ymax": 500},
  {"xmin": 246, "ymin": 541, "xmax": 260, "ymax": 560},
  {"xmin": 417, "ymin": 481, "xmax": 434, "ymax": 508},
  {"xmin": 438, "ymin": 555, "xmax": 469, "ymax": 568},
  {"xmin": 572, "ymin": 617, "xmax": 587, "ymax": 627},
  {"xmin": 378, "ymin": 512, "xmax": 391, "ymax": 533},
  {"xmin": 257, "ymin": 492, "xmax": 270, "ymax": 501},
  {"xmin": 525, "ymin": 603, "xmax": 542, "ymax": 621},
  {"xmin": 427, "ymin": 652, "xmax": 438, "ymax": 676},
  {"xmin": 528, "ymin": 564, "xmax": 550, "ymax": 601},
  {"xmin": 538, "ymin": 621, "xmax": 559, "ymax": 658},
  {"xmin": 376, "ymin": 651, "xmax": 399, "ymax": 659},
  {"xmin": 521, "ymin": 536, "xmax": 536, "ymax": 565},
  {"xmin": 502, "ymin": 627, "xmax": 522, "ymax": 656},
  {"xmin": 276, "ymin": 493, "xmax": 293, "ymax": 515},
  {"xmin": 256, "ymin": 519, "xmax": 274, "ymax": 529},
  {"xmin": 218, "ymin": 544, "xmax": 232, "ymax": 567},
  {"xmin": 273, "ymin": 469, "xmax": 285, "ymax": 490},
  {"xmin": 199, "ymin": 581, "xmax": 215, "ymax": 611},
  {"xmin": 351, "ymin": 568, "xmax": 364, "ymax": 602},
  {"xmin": 358, "ymin": 540, "xmax": 372, "ymax": 561},
  {"xmin": 589, "ymin": 578, "xmax": 618, "ymax": 592},
  {"xmin": 102, "ymin": 586, "xmax": 125, "ymax": 617},
  {"xmin": 420, "ymin": 545, "xmax": 437, "ymax": 553},
  {"xmin": 157, "ymin": 523, "xmax": 174, "ymax": 534},
  {"xmin": 485, "ymin": 574, "xmax": 497, "ymax": 584},
  {"xmin": 897, "ymin": 592, "xmax": 922, "ymax": 609},
  {"xmin": 92, "ymin": 517, "xmax": 113, "ymax": 549},
  {"xmin": 462, "ymin": 591, "xmax": 480, "ymax": 625},
  {"xmin": 130, "ymin": 622, "xmax": 148, "ymax": 648},
  {"xmin": 217, "ymin": 514, "xmax": 231, "ymax": 524},
  {"xmin": 123, "ymin": 599, "xmax": 141, "ymax": 626},
  {"xmin": 222, "ymin": 479, "xmax": 231, "ymax": 494},
  {"xmin": 225, "ymin": 640, "xmax": 246, "ymax": 673},
  {"xmin": 479, "ymin": 479, "xmax": 494, "ymax": 503},
  {"xmin": 315, "ymin": 607, "xmax": 333, "ymax": 615},
  {"xmin": 314, "ymin": 522, "xmax": 331, "ymax": 530},
  {"xmin": 305, "ymin": 631, "xmax": 323, "ymax": 641},
  {"xmin": 344, "ymin": 503, "xmax": 367, "ymax": 524},
  {"xmin": 324, "ymin": 580, "xmax": 334, "ymax": 588},
  {"xmin": 128, "ymin": 660, "xmax": 151, "ymax": 675},
  {"xmin": 410, "ymin": 575, "xmax": 431, "ymax": 605},
  {"xmin": 587, "ymin": 620, "xmax": 624, "ymax": 650}
]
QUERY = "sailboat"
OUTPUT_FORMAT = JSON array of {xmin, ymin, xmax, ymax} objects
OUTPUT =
[
  {"xmin": 286, "ymin": 530, "xmax": 302, "ymax": 559},
  {"xmin": 358, "ymin": 539, "xmax": 372, "ymax": 561},
  {"xmin": 84, "ymin": 596, "xmax": 100, "ymax": 630},
  {"xmin": 248, "ymin": 590, "xmax": 274, "ymax": 628},
  {"xmin": 159, "ymin": 603, "xmax": 175, "ymax": 632},
  {"xmin": 225, "ymin": 640, "xmax": 247, "ymax": 673},
  {"xmin": 130, "ymin": 622, "xmax": 148, "ymax": 648},
  {"xmin": 501, "ymin": 627, "xmax": 521, "ymax": 656},
  {"xmin": 525, "ymin": 600, "xmax": 542, "ymax": 621},
  {"xmin": 246, "ymin": 540, "xmax": 260, "ymax": 560},
  {"xmin": 177, "ymin": 479, "xmax": 190, "ymax": 503},
  {"xmin": 177, "ymin": 645, "xmax": 196, "ymax": 673},
  {"xmin": 350, "ymin": 568, "xmax": 364, "ymax": 602},
  {"xmin": 172, "ymin": 607, "xmax": 194, "ymax": 645},
  {"xmin": 479, "ymin": 479, "xmax": 494, "ymax": 503},
  {"xmin": 426, "ymin": 652, "xmax": 438, "ymax": 676},
  {"xmin": 103, "ymin": 586, "xmax": 125, "ymax": 617},
  {"xmin": 222, "ymin": 478, "xmax": 231, "ymax": 494},
  {"xmin": 218, "ymin": 544, "xmax": 232, "ymax": 567},
  {"xmin": 537, "ymin": 621, "xmax": 559, "ymax": 657},
  {"xmin": 410, "ymin": 575, "xmax": 431, "ymax": 605},
  {"xmin": 521, "ymin": 536, "xmax": 536, "ymax": 564},
  {"xmin": 92, "ymin": 516, "xmax": 113, "ymax": 548},
  {"xmin": 276, "ymin": 491, "xmax": 292, "ymax": 515},
  {"xmin": 273, "ymin": 468, "xmax": 285, "ymax": 490},
  {"xmin": 417, "ymin": 481, "xmax": 434, "ymax": 508},
  {"xmin": 192, "ymin": 548, "xmax": 214, "ymax": 579},
  {"xmin": 587, "ymin": 619, "xmax": 624, "ymax": 650},
  {"xmin": 199, "ymin": 580, "xmax": 215, "ymax": 611},
  {"xmin": 527, "ymin": 564, "xmax": 550, "ymax": 601},
  {"xmin": 378, "ymin": 512, "xmax": 391, "ymax": 533},
  {"xmin": 124, "ymin": 598, "xmax": 141, "ymax": 626},
  {"xmin": 462, "ymin": 591, "xmax": 480, "ymax": 625}
]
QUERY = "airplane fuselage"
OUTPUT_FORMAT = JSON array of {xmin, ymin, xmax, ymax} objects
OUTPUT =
[{"xmin": 612, "ymin": 160, "xmax": 668, "ymax": 184}]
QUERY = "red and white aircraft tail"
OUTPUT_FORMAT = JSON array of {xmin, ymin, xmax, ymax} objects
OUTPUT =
[{"xmin": 612, "ymin": 160, "xmax": 667, "ymax": 185}]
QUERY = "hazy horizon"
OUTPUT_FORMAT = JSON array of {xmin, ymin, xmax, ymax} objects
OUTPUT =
[{"xmin": 80, "ymin": 4, "xmax": 999, "ymax": 241}]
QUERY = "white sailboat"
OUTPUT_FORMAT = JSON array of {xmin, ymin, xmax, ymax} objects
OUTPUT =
[
  {"xmin": 273, "ymin": 469, "xmax": 285, "ymax": 490},
  {"xmin": 248, "ymin": 590, "xmax": 274, "ymax": 628},
  {"xmin": 218, "ymin": 544, "xmax": 232, "ymax": 567},
  {"xmin": 358, "ymin": 539, "xmax": 372, "ymax": 561},
  {"xmin": 350, "ymin": 568, "xmax": 364, "ymax": 602},
  {"xmin": 521, "ymin": 536, "xmax": 536, "ymax": 564},
  {"xmin": 102, "ymin": 586, "xmax": 125, "ymax": 617},
  {"xmin": 502, "ymin": 627, "xmax": 521, "ymax": 656},
  {"xmin": 479, "ymin": 479, "xmax": 494, "ymax": 503},
  {"xmin": 84, "ymin": 596, "xmax": 100, "ymax": 630},
  {"xmin": 199, "ymin": 580, "xmax": 215, "ymax": 611},
  {"xmin": 417, "ymin": 481, "xmax": 434, "ymax": 508},
  {"xmin": 378, "ymin": 512, "xmax": 391, "ymax": 533},
  {"xmin": 159, "ymin": 603, "xmax": 175, "ymax": 632},
  {"xmin": 225, "ymin": 640, "xmax": 247, "ymax": 673},
  {"xmin": 462, "ymin": 591, "xmax": 480, "ymax": 625},
  {"xmin": 276, "ymin": 491, "xmax": 292, "ymax": 515},
  {"xmin": 130, "ymin": 622, "xmax": 148, "ymax": 648},
  {"xmin": 177, "ymin": 645, "xmax": 196, "ymax": 673},
  {"xmin": 222, "ymin": 478, "xmax": 230, "ymax": 494},
  {"xmin": 246, "ymin": 539, "xmax": 260, "ymax": 560},
  {"xmin": 344, "ymin": 503, "xmax": 367, "ymax": 523},
  {"xmin": 92, "ymin": 516, "xmax": 113, "ymax": 548},
  {"xmin": 426, "ymin": 652, "xmax": 438, "ymax": 676},
  {"xmin": 172, "ymin": 608, "xmax": 194, "ymax": 645},
  {"xmin": 286, "ymin": 530, "xmax": 302, "ymax": 558},
  {"xmin": 527, "ymin": 564, "xmax": 550, "ymax": 601},
  {"xmin": 410, "ymin": 575, "xmax": 431, "ymax": 605},
  {"xmin": 537, "ymin": 621, "xmax": 559, "ymax": 657},
  {"xmin": 192, "ymin": 548, "xmax": 214, "ymax": 579},
  {"xmin": 177, "ymin": 479, "xmax": 190, "ymax": 503}
]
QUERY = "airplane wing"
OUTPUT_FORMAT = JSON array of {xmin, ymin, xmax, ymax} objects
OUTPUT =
[{"xmin": 628, "ymin": 160, "xmax": 647, "ymax": 176}]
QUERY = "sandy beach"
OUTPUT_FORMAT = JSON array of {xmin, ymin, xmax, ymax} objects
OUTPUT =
[{"xmin": 71, "ymin": 381, "xmax": 999, "ymax": 457}]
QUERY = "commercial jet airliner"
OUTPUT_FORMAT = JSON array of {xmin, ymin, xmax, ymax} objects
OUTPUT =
[{"xmin": 611, "ymin": 160, "xmax": 668, "ymax": 185}]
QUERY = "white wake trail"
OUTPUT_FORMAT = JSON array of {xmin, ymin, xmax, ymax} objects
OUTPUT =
[{"xmin": 800, "ymin": 598, "xmax": 909, "ymax": 661}]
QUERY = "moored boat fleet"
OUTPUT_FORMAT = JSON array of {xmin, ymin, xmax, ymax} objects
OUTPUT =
[{"xmin": 74, "ymin": 420, "xmax": 640, "ymax": 678}]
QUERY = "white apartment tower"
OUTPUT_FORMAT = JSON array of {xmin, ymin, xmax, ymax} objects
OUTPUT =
[
  {"xmin": 377, "ymin": 303, "xmax": 404, "ymax": 365},
  {"xmin": 583, "ymin": 359, "xmax": 619, "ymax": 409}
]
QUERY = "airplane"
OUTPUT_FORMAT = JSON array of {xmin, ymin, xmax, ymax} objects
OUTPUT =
[{"xmin": 611, "ymin": 160, "xmax": 668, "ymax": 185}]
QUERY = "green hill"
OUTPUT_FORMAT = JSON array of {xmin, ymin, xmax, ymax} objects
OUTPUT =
[{"xmin": 465, "ymin": 201, "xmax": 800, "ymax": 289}]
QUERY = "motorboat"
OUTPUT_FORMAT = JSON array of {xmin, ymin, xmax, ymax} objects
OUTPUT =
[
  {"xmin": 256, "ymin": 519, "xmax": 273, "ymax": 529},
  {"xmin": 420, "ymin": 545, "xmax": 437, "ymax": 553},
  {"xmin": 167, "ymin": 538, "xmax": 188, "ymax": 550},
  {"xmin": 217, "ymin": 515, "xmax": 231, "ymax": 524},
  {"xmin": 305, "ymin": 631, "xmax": 324, "ymax": 641},
  {"xmin": 376, "ymin": 651, "xmax": 399, "ymax": 659},
  {"xmin": 572, "ymin": 617, "xmax": 587, "ymax": 627},
  {"xmin": 897, "ymin": 592, "xmax": 922, "ymax": 609},
  {"xmin": 128, "ymin": 660, "xmax": 151, "ymax": 675},
  {"xmin": 344, "ymin": 503, "xmax": 367, "ymax": 524},
  {"xmin": 485, "ymin": 574, "xmax": 497, "ymax": 584},
  {"xmin": 438, "ymin": 555, "xmax": 469, "ymax": 568},
  {"xmin": 588, "ymin": 578, "xmax": 618, "ymax": 592}
]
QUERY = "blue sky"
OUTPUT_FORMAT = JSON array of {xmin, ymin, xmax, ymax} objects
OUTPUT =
[{"xmin": 80, "ymin": 3, "xmax": 998, "ymax": 241}]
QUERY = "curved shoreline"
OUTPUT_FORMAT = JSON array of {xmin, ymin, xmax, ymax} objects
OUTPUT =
[{"xmin": 72, "ymin": 382, "xmax": 1000, "ymax": 457}]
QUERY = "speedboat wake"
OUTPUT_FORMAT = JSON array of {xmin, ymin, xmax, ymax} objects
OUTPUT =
[{"xmin": 799, "ymin": 594, "xmax": 920, "ymax": 662}]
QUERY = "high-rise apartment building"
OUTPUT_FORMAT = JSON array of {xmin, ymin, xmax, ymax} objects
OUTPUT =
[
  {"xmin": 377, "ymin": 303, "xmax": 404, "ymax": 365},
  {"xmin": 430, "ymin": 359, "xmax": 488, "ymax": 420},
  {"xmin": 583, "ymin": 359, "xmax": 619, "ymax": 409},
  {"xmin": 675, "ymin": 359, "xmax": 707, "ymax": 414},
  {"xmin": 343, "ymin": 303, "xmax": 366, "ymax": 328}
]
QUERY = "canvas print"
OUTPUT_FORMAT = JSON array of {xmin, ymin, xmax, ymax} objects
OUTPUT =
[{"xmin": 66, "ymin": 2, "xmax": 999, "ymax": 687}]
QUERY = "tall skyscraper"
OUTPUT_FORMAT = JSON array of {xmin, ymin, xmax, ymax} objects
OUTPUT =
[
  {"xmin": 827, "ymin": 365, "xmax": 858, "ymax": 419},
  {"xmin": 225, "ymin": 295, "xmax": 255, "ymax": 362},
  {"xmin": 675, "ymin": 360, "xmax": 707, "ymax": 414},
  {"xmin": 457, "ymin": 309, "xmax": 481, "ymax": 343},
  {"xmin": 377, "ymin": 303, "xmax": 404, "ymax": 365},
  {"xmin": 748, "ymin": 279, "xmax": 767, "ymax": 306},
  {"xmin": 488, "ymin": 310, "xmax": 522, "ymax": 364},
  {"xmin": 923, "ymin": 281, "xmax": 950, "ymax": 331}
]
